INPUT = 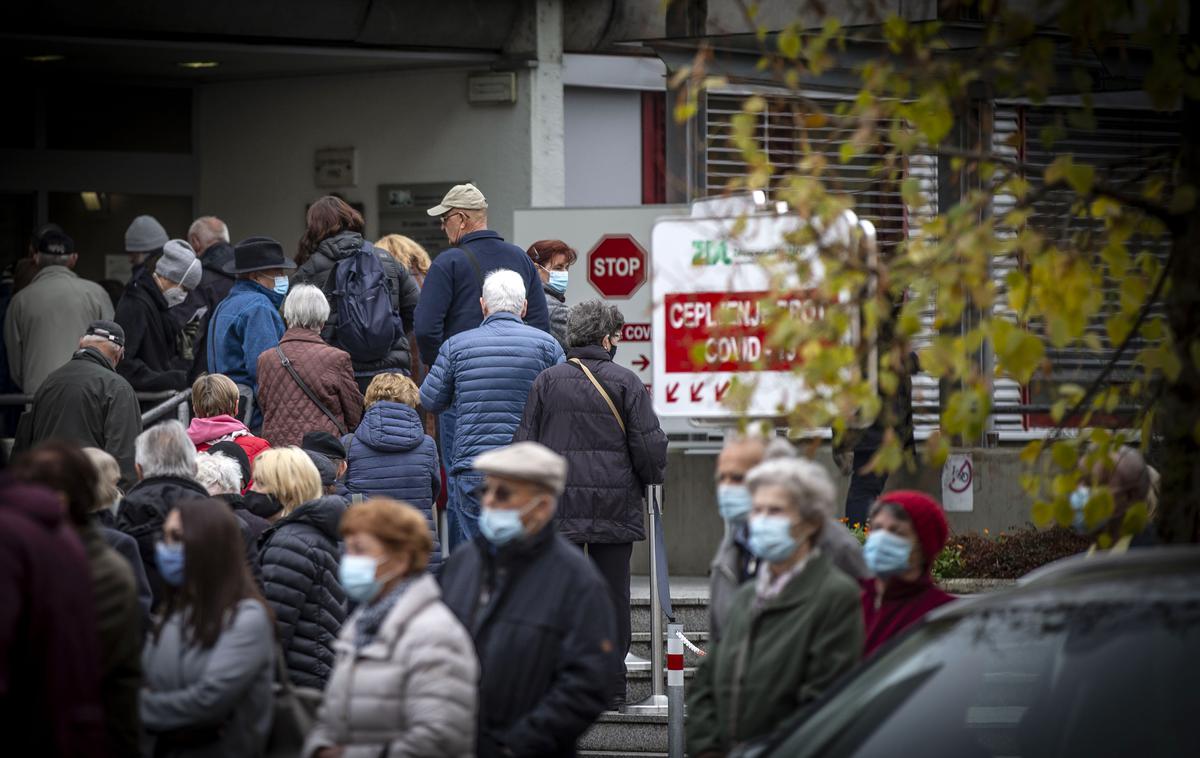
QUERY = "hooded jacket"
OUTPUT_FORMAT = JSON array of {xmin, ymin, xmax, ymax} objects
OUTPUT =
[
  {"xmin": 342, "ymin": 400, "xmax": 442, "ymax": 572},
  {"xmin": 0, "ymin": 479, "xmax": 107, "ymax": 758},
  {"xmin": 257, "ymin": 495, "xmax": 349, "ymax": 689},
  {"xmin": 186, "ymin": 414, "xmax": 272, "ymax": 464},
  {"xmin": 206, "ymin": 279, "xmax": 286, "ymax": 397},
  {"xmin": 515, "ymin": 344, "xmax": 667, "ymax": 544},
  {"xmin": 256, "ymin": 327, "xmax": 364, "ymax": 448},
  {"xmin": 291, "ymin": 231, "xmax": 420, "ymax": 379},
  {"xmin": 302, "ymin": 574, "xmax": 478, "ymax": 758},
  {"xmin": 414, "ymin": 230, "xmax": 552, "ymax": 366},
  {"xmin": 113, "ymin": 268, "xmax": 190, "ymax": 391},
  {"xmin": 439, "ymin": 526, "xmax": 618, "ymax": 758},
  {"xmin": 116, "ymin": 475, "xmax": 210, "ymax": 606},
  {"xmin": 13, "ymin": 347, "xmax": 142, "ymax": 488},
  {"xmin": 419, "ymin": 312, "xmax": 564, "ymax": 473}
]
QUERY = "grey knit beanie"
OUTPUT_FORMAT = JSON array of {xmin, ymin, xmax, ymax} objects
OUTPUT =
[
  {"xmin": 125, "ymin": 215, "xmax": 169, "ymax": 253},
  {"xmin": 156, "ymin": 239, "xmax": 202, "ymax": 289}
]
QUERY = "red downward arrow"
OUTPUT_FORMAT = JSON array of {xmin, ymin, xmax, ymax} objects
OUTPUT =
[
  {"xmin": 689, "ymin": 383, "xmax": 704, "ymax": 402},
  {"xmin": 632, "ymin": 354, "xmax": 650, "ymax": 372},
  {"xmin": 715, "ymin": 381, "xmax": 731, "ymax": 402},
  {"xmin": 665, "ymin": 383, "xmax": 680, "ymax": 403}
]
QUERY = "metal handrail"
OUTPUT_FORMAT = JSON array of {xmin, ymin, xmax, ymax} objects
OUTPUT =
[{"xmin": 0, "ymin": 390, "xmax": 190, "ymax": 426}]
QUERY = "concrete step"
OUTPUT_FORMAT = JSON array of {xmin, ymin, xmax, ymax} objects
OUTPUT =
[
  {"xmin": 579, "ymin": 712, "xmax": 668, "ymax": 755},
  {"xmin": 630, "ymin": 597, "xmax": 710, "ymax": 636},
  {"xmin": 630, "ymin": 630, "xmax": 710, "ymax": 668},
  {"xmin": 625, "ymin": 666, "xmax": 697, "ymax": 703}
]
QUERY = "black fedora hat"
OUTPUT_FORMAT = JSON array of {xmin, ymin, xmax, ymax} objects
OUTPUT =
[{"xmin": 223, "ymin": 236, "xmax": 297, "ymax": 274}]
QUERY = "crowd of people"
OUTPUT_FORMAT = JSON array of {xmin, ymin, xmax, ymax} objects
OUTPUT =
[{"xmin": 0, "ymin": 181, "xmax": 1158, "ymax": 757}]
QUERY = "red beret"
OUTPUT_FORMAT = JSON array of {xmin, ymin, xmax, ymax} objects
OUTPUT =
[{"xmin": 878, "ymin": 490, "xmax": 948, "ymax": 569}]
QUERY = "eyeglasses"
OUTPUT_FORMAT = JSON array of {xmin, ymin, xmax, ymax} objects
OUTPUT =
[
  {"xmin": 472, "ymin": 482, "xmax": 515, "ymax": 504},
  {"xmin": 440, "ymin": 211, "xmax": 464, "ymax": 229}
]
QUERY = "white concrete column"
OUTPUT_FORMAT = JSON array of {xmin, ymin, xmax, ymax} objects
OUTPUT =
[{"xmin": 527, "ymin": 0, "xmax": 565, "ymax": 207}]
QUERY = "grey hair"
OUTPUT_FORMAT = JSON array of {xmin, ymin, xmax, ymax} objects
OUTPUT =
[
  {"xmin": 746, "ymin": 458, "xmax": 836, "ymax": 527},
  {"xmin": 568, "ymin": 300, "xmax": 624, "ymax": 348},
  {"xmin": 188, "ymin": 216, "xmax": 229, "ymax": 246},
  {"xmin": 282, "ymin": 283, "xmax": 330, "ymax": 330},
  {"xmin": 195, "ymin": 451, "xmax": 243, "ymax": 495},
  {"xmin": 134, "ymin": 421, "xmax": 197, "ymax": 480},
  {"xmin": 764, "ymin": 437, "xmax": 798, "ymax": 461},
  {"xmin": 36, "ymin": 253, "xmax": 72, "ymax": 267},
  {"xmin": 482, "ymin": 269, "xmax": 526, "ymax": 315}
]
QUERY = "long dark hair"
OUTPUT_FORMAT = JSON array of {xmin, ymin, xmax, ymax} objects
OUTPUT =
[
  {"xmin": 297, "ymin": 195, "xmax": 364, "ymax": 265},
  {"xmin": 155, "ymin": 498, "xmax": 272, "ymax": 649}
]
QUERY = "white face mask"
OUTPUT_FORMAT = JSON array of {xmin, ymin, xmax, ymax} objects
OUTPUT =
[{"xmin": 163, "ymin": 286, "xmax": 188, "ymax": 308}]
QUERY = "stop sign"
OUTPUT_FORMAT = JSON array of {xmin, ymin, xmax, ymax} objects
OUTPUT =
[{"xmin": 587, "ymin": 234, "xmax": 647, "ymax": 299}]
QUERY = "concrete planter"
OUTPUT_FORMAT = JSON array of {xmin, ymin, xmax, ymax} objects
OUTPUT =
[{"xmin": 938, "ymin": 577, "xmax": 1018, "ymax": 594}]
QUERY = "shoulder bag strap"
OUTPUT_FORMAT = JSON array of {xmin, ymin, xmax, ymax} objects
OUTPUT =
[
  {"xmin": 459, "ymin": 240, "xmax": 485, "ymax": 293},
  {"xmin": 274, "ymin": 346, "xmax": 347, "ymax": 436},
  {"xmin": 569, "ymin": 358, "xmax": 625, "ymax": 434}
]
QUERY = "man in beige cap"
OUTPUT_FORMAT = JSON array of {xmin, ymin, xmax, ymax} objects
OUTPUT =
[
  {"xmin": 414, "ymin": 183, "xmax": 552, "ymax": 517},
  {"xmin": 439, "ymin": 441, "xmax": 619, "ymax": 756}
]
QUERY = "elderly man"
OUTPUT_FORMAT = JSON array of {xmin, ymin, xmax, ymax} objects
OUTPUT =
[
  {"xmin": 1072, "ymin": 446, "xmax": 1159, "ymax": 552},
  {"xmin": 13, "ymin": 321, "xmax": 141, "ymax": 487},
  {"xmin": 206, "ymin": 236, "xmax": 293, "ymax": 426},
  {"xmin": 115, "ymin": 420, "xmax": 209, "ymax": 606},
  {"xmin": 708, "ymin": 434, "xmax": 869, "ymax": 641},
  {"xmin": 414, "ymin": 184, "xmax": 551, "ymax": 491},
  {"xmin": 439, "ymin": 441, "xmax": 618, "ymax": 758},
  {"xmin": 195, "ymin": 450, "xmax": 268, "ymax": 578},
  {"xmin": 420, "ymin": 269, "xmax": 563, "ymax": 548},
  {"xmin": 4, "ymin": 229, "xmax": 113, "ymax": 393},
  {"xmin": 113, "ymin": 238, "xmax": 202, "ymax": 391},
  {"xmin": 178, "ymin": 215, "xmax": 236, "ymax": 375}
]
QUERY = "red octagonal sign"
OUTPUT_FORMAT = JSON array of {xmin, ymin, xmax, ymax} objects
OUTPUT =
[{"xmin": 587, "ymin": 234, "xmax": 647, "ymax": 299}]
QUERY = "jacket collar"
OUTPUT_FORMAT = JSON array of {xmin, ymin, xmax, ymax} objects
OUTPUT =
[
  {"xmin": 568, "ymin": 344, "xmax": 612, "ymax": 362},
  {"xmin": 280, "ymin": 326, "xmax": 325, "ymax": 344},
  {"xmin": 543, "ymin": 283, "xmax": 565, "ymax": 303},
  {"xmin": 457, "ymin": 229, "xmax": 502, "ymax": 246},
  {"xmin": 351, "ymin": 574, "xmax": 443, "ymax": 660},
  {"xmin": 479, "ymin": 519, "xmax": 556, "ymax": 566},
  {"xmin": 754, "ymin": 550, "xmax": 832, "ymax": 612},
  {"xmin": 482, "ymin": 311, "xmax": 522, "ymax": 326},
  {"xmin": 201, "ymin": 242, "xmax": 236, "ymax": 274},
  {"xmin": 132, "ymin": 268, "xmax": 170, "ymax": 311},
  {"xmin": 232, "ymin": 278, "xmax": 285, "ymax": 307},
  {"xmin": 73, "ymin": 346, "xmax": 116, "ymax": 372},
  {"xmin": 31, "ymin": 265, "xmax": 77, "ymax": 283}
]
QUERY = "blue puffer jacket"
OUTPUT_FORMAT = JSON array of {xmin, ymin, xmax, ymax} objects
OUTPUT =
[
  {"xmin": 341, "ymin": 400, "xmax": 443, "ymax": 573},
  {"xmin": 420, "ymin": 312, "xmax": 564, "ymax": 473}
]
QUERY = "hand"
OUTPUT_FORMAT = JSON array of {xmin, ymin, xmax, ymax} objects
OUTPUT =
[{"xmin": 316, "ymin": 747, "xmax": 344, "ymax": 758}]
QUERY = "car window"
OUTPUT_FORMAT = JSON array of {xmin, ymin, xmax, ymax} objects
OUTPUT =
[{"xmin": 769, "ymin": 601, "xmax": 1200, "ymax": 758}]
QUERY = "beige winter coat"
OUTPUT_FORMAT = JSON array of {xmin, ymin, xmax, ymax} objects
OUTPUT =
[{"xmin": 302, "ymin": 573, "xmax": 478, "ymax": 758}]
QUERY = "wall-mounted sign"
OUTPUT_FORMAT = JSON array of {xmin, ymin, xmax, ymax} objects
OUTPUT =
[
  {"xmin": 315, "ymin": 147, "xmax": 357, "ymax": 188},
  {"xmin": 468, "ymin": 72, "xmax": 517, "ymax": 105}
]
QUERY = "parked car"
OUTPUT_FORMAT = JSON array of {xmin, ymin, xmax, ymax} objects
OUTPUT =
[{"xmin": 732, "ymin": 546, "xmax": 1200, "ymax": 758}]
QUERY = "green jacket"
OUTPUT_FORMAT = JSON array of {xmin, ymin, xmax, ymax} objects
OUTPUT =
[{"xmin": 687, "ymin": 550, "xmax": 863, "ymax": 755}]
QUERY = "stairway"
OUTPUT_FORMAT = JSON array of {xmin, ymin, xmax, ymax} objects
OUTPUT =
[{"xmin": 579, "ymin": 576, "xmax": 709, "ymax": 758}]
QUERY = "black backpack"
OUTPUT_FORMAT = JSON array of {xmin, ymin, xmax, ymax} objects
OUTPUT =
[{"xmin": 325, "ymin": 243, "xmax": 402, "ymax": 362}]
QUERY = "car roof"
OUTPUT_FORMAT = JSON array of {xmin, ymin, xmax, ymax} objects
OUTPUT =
[{"xmin": 927, "ymin": 546, "xmax": 1200, "ymax": 622}]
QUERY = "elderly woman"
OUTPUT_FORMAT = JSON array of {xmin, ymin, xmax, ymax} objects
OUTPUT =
[
  {"xmin": 253, "ymin": 447, "xmax": 348, "ymax": 689},
  {"xmin": 376, "ymin": 234, "xmax": 432, "ymax": 288},
  {"xmin": 687, "ymin": 458, "xmax": 864, "ymax": 756},
  {"xmin": 292, "ymin": 196, "xmax": 420, "ymax": 391},
  {"xmin": 342, "ymin": 373, "xmax": 442, "ymax": 572},
  {"xmin": 256, "ymin": 283, "xmax": 364, "ymax": 447},
  {"xmin": 303, "ymin": 498, "xmax": 478, "ymax": 758},
  {"xmin": 515, "ymin": 299, "xmax": 667, "ymax": 707},
  {"xmin": 195, "ymin": 450, "xmax": 270, "ymax": 570},
  {"xmin": 860, "ymin": 490, "xmax": 954, "ymax": 656},
  {"xmin": 185, "ymin": 373, "xmax": 271, "ymax": 464},
  {"xmin": 525, "ymin": 239, "xmax": 578, "ymax": 352}
]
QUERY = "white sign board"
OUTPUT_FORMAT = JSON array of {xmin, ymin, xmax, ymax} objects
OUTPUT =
[
  {"xmin": 941, "ymin": 453, "xmax": 975, "ymax": 512},
  {"xmin": 652, "ymin": 207, "xmax": 869, "ymax": 419}
]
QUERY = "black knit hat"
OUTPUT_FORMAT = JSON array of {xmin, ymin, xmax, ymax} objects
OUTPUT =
[
  {"xmin": 222, "ymin": 236, "xmax": 297, "ymax": 274},
  {"xmin": 301, "ymin": 431, "xmax": 346, "ymax": 462}
]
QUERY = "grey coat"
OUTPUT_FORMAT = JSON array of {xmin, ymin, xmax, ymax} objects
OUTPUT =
[
  {"xmin": 140, "ymin": 599, "xmax": 275, "ymax": 758},
  {"xmin": 303, "ymin": 574, "xmax": 478, "ymax": 758},
  {"xmin": 543, "ymin": 285, "xmax": 569, "ymax": 353},
  {"xmin": 709, "ymin": 516, "xmax": 870, "ymax": 642}
]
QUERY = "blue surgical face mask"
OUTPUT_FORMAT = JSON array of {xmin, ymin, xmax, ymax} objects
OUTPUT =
[
  {"xmin": 748, "ymin": 515, "xmax": 798, "ymax": 563},
  {"xmin": 1069, "ymin": 486, "xmax": 1090, "ymax": 532},
  {"xmin": 716, "ymin": 484, "xmax": 752, "ymax": 522},
  {"xmin": 339, "ymin": 554, "xmax": 385, "ymax": 604},
  {"xmin": 479, "ymin": 499, "xmax": 541, "ymax": 547},
  {"xmin": 155, "ymin": 541, "xmax": 185, "ymax": 587},
  {"xmin": 863, "ymin": 530, "xmax": 913, "ymax": 578},
  {"xmin": 272, "ymin": 276, "xmax": 290, "ymax": 296},
  {"xmin": 547, "ymin": 270, "xmax": 569, "ymax": 295}
]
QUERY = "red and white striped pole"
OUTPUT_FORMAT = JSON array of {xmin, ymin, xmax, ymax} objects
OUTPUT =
[{"xmin": 666, "ymin": 622, "xmax": 685, "ymax": 758}]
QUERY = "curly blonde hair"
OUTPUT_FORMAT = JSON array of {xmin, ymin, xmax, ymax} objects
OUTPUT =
[
  {"xmin": 364, "ymin": 372, "xmax": 420, "ymax": 409},
  {"xmin": 375, "ymin": 234, "xmax": 431, "ymax": 277}
]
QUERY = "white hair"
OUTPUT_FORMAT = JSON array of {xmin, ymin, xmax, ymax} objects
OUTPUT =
[
  {"xmin": 746, "ymin": 457, "xmax": 836, "ymax": 526},
  {"xmin": 195, "ymin": 451, "xmax": 243, "ymax": 495},
  {"xmin": 188, "ymin": 216, "xmax": 229, "ymax": 247},
  {"xmin": 283, "ymin": 284, "xmax": 331, "ymax": 330},
  {"xmin": 482, "ymin": 269, "xmax": 526, "ymax": 315},
  {"xmin": 135, "ymin": 420, "xmax": 198, "ymax": 480}
]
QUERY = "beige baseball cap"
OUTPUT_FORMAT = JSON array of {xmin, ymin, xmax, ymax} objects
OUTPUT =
[
  {"xmin": 472, "ymin": 442, "xmax": 568, "ymax": 496},
  {"xmin": 427, "ymin": 183, "xmax": 488, "ymax": 216}
]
